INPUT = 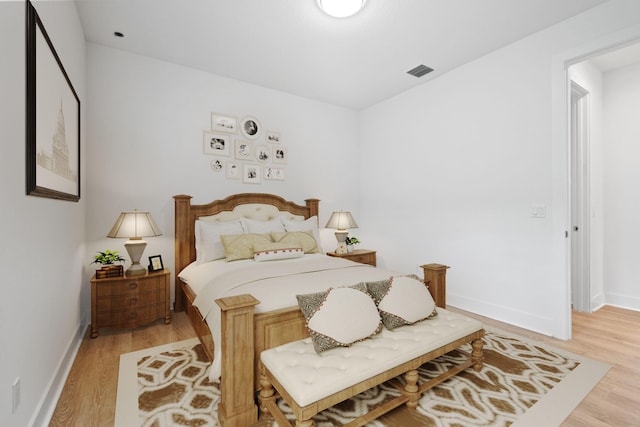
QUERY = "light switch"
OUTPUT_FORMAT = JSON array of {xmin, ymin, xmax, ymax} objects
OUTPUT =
[{"xmin": 531, "ymin": 206, "xmax": 546, "ymax": 218}]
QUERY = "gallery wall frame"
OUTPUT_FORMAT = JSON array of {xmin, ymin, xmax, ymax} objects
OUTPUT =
[
  {"xmin": 211, "ymin": 112, "xmax": 238, "ymax": 134},
  {"xmin": 26, "ymin": 0, "xmax": 81, "ymax": 202},
  {"xmin": 203, "ymin": 131, "xmax": 231, "ymax": 156},
  {"xmin": 240, "ymin": 115, "xmax": 261, "ymax": 140}
]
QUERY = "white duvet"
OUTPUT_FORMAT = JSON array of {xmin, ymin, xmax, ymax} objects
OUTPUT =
[{"xmin": 178, "ymin": 254, "xmax": 398, "ymax": 380}]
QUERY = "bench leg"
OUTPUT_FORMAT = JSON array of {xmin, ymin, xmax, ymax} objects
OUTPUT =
[
  {"xmin": 258, "ymin": 374, "xmax": 275, "ymax": 416},
  {"xmin": 471, "ymin": 338, "xmax": 484, "ymax": 372},
  {"xmin": 404, "ymin": 369, "xmax": 420, "ymax": 410},
  {"xmin": 296, "ymin": 420, "xmax": 314, "ymax": 427}
]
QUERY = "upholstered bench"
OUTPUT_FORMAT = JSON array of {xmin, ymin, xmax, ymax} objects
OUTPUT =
[{"xmin": 259, "ymin": 308, "xmax": 485, "ymax": 427}]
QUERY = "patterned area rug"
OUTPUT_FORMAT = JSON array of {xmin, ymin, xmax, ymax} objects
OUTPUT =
[{"xmin": 115, "ymin": 331, "xmax": 609, "ymax": 427}]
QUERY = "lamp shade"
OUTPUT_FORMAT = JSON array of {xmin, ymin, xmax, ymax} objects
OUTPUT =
[
  {"xmin": 325, "ymin": 211, "xmax": 359, "ymax": 230},
  {"xmin": 107, "ymin": 210, "xmax": 162, "ymax": 239}
]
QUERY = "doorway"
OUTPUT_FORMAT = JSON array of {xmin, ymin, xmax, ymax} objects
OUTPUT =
[{"xmin": 570, "ymin": 82, "xmax": 590, "ymax": 312}]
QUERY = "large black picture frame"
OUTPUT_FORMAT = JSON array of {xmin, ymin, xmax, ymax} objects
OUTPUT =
[{"xmin": 26, "ymin": 0, "xmax": 81, "ymax": 201}]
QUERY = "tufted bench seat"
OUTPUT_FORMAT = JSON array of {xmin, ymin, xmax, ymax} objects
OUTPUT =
[{"xmin": 259, "ymin": 308, "xmax": 485, "ymax": 427}]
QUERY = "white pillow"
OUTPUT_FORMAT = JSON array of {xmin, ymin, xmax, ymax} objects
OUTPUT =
[
  {"xmin": 297, "ymin": 283, "xmax": 382, "ymax": 353},
  {"xmin": 242, "ymin": 217, "xmax": 286, "ymax": 234},
  {"xmin": 195, "ymin": 219, "xmax": 244, "ymax": 263},
  {"xmin": 281, "ymin": 216, "xmax": 322, "ymax": 252},
  {"xmin": 367, "ymin": 276, "xmax": 437, "ymax": 330}
]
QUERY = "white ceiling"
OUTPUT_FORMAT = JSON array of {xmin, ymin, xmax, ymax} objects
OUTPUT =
[
  {"xmin": 589, "ymin": 41, "xmax": 640, "ymax": 72},
  {"xmin": 75, "ymin": 0, "xmax": 610, "ymax": 110}
]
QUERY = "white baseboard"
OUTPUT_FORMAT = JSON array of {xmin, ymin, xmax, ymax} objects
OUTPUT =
[
  {"xmin": 447, "ymin": 293, "xmax": 555, "ymax": 337},
  {"xmin": 28, "ymin": 322, "xmax": 87, "ymax": 427},
  {"xmin": 604, "ymin": 292, "xmax": 640, "ymax": 312}
]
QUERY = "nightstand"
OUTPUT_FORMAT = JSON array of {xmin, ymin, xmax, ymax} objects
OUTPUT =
[
  {"xmin": 327, "ymin": 249, "xmax": 377, "ymax": 266},
  {"xmin": 90, "ymin": 269, "xmax": 171, "ymax": 338}
]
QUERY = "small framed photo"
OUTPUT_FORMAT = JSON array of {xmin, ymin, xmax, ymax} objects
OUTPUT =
[
  {"xmin": 240, "ymin": 116, "xmax": 261, "ymax": 140},
  {"xmin": 273, "ymin": 146, "xmax": 288, "ymax": 164},
  {"xmin": 254, "ymin": 144, "xmax": 271, "ymax": 163},
  {"xmin": 211, "ymin": 112, "xmax": 237, "ymax": 134},
  {"xmin": 266, "ymin": 130, "xmax": 281, "ymax": 144},
  {"xmin": 226, "ymin": 162, "xmax": 240, "ymax": 179},
  {"xmin": 148, "ymin": 255, "xmax": 164, "ymax": 272},
  {"xmin": 264, "ymin": 166, "xmax": 285, "ymax": 181},
  {"xmin": 243, "ymin": 164, "xmax": 261, "ymax": 184},
  {"xmin": 210, "ymin": 159, "xmax": 224, "ymax": 172},
  {"xmin": 203, "ymin": 131, "xmax": 231, "ymax": 156},
  {"xmin": 235, "ymin": 139, "xmax": 254, "ymax": 161}
]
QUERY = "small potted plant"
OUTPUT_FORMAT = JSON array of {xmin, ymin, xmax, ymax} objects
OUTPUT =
[
  {"xmin": 92, "ymin": 250, "xmax": 126, "ymax": 278},
  {"xmin": 345, "ymin": 236, "xmax": 360, "ymax": 253}
]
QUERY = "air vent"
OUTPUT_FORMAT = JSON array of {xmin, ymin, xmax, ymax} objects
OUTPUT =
[{"xmin": 407, "ymin": 64, "xmax": 434, "ymax": 78}]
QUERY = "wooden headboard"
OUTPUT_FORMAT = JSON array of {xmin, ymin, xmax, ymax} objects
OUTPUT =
[{"xmin": 173, "ymin": 193, "xmax": 319, "ymax": 310}]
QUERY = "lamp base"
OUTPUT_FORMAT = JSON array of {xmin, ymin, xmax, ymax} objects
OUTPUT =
[
  {"xmin": 126, "ymin": 263, "xmax": 147, "ymax": 276},
  {"xmin": 124, "ymin": 239, "xmax": 148, "ymax": 277}
]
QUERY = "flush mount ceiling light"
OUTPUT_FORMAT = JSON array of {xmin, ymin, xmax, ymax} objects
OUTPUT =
[{"xmin": 317, "ymin": 0, "xmax": 367, "ymax": 18}]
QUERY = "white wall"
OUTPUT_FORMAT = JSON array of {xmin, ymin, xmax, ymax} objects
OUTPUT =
[
  {"xmin": 569, "ymin": 61, "xmax": 605, "ymax": 311},
  {"xmin": 359, "ymin": 0, "xmax": 640, "ymax": 338},
  {"xmin": 0, "ymin": 2, "xmax": 86, "ymax": 426},
  {"xmin": 603, "ymin": 61, "xmax": 640, "ymax": 310},
  {"xmin": 84, "ymin": 44, "xmax": 361, "ymax": 310}
]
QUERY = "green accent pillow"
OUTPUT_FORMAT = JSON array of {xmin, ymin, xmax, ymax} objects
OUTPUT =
[
  {"xmin": 219, "ymin": 233, "xmax": 272, "ymax": 262},
  {"xmin": 271, "ymin": 230, "xmax": 319, "ymax": 254}
]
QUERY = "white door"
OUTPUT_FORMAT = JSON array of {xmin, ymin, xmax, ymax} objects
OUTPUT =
[{"xmin": 570, "ymin": 81, "xmax": 591, "ymax": 312}]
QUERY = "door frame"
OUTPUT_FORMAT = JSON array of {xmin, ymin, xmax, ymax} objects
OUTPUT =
[{"xmin": 551, "ymin": 24, "xmax": 640, "ymax": 340}]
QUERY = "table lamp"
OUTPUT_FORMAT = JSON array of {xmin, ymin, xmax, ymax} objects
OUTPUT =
[
  {"xmin": 107, "ymin": 210, "xmax": 162, "ymax": 276},
  {"xmin": 325, "ymin": 211, "xmax": 358, "ymax": 254}
]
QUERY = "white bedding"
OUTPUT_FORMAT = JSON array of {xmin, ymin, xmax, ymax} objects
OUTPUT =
[{"xmin": 178, "ymin": 254, "xmax": 398, "ymax": 380}]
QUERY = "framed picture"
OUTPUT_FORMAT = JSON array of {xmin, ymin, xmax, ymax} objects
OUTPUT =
[
  {"xmin": 226, "ymin": 162, "xmax": 240, "ymax": 179},
  {"xmin": 264, "ymin": 166, "xmax": 285, "ymax": 181},
  {"xmin": 234, "ymin": 139, "xmax": 254, "ymax": 161},
  {"xmin": 148, "ymin": 255, "xmax": 164, "ymax": 272},
  {"xmin": 273, "ymin": 146, "xmax": 288, "ymax": 164},
  {"xmin": 243, "ymin": 164, "xmax": 261, "ymax": 184},
  {"xmin": 240, "ymin": 116, "xmax": 261, "ymax": 140},
  {"xmin": 266, "ymin": 130, "xmax": 281, "ymax": 144},
  {"xmin": 211, "ymin": 112, "xmax": 237, "ymax": 134},
  {"xmin": 26, "ymin": 1, "xmax": 81, "ymax": 202},
  {"xmin": 254, "ymin": 144, "xmax": 271, "ymax": 163},
  {"xmin": 203, "ymin": 131, "xmax": 231, "ymax": 156},
  {"xmin": 210, "ymin": 159, "xmax": 224, "ymax": 172}
]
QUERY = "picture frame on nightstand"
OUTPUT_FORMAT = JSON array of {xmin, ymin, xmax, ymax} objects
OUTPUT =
[{"xmin": 148, "ymin": 254, "xmax": 164, "ymax": 272}]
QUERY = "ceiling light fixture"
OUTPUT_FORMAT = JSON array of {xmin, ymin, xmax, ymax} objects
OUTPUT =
[{"xmin": 317, "ymin": 0, "xmax": 367, "ymax": 18}]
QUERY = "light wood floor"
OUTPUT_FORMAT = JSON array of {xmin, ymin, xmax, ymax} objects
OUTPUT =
[{"xmin": 49, "ymin": 305, "xmax": 640, "ymax": 426}]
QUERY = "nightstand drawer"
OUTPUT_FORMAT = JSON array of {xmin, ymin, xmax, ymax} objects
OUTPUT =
[
  {"xmin": 95, "ymin": 277, "xmax": 164, "ymax": 297},
  {"xmin": 96, "ymin": 288, "xmax": 164, "ymax": 310},
  {"xmin": 96, "ymin": 304, "xmax": 165, "ymax": 328},
  {"xmin": 350, "ymin": 253, "xmax": 375, "ymax": 265}
]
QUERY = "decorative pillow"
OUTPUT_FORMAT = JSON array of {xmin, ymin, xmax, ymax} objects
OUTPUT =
[
  {"xmin": 271, "ymin": 230, "xmax": 319, "ymax": 254},
  {"xmin": 281, "ymin": 216, "xmax": 323, "ymax": 253},
  {"xmin": 242, "ymin": 217, "xmax": 286, "ymax": 234},
  {"xmin": 219, "ymin": 233, "xmax": 273, "ymax": 262},
  {"xmin": 195, "ymin": 219, "xmax": 245, "ymax": 264},
  {"xmin": 253, "ymin": 241, "xmax": 304, "ymax": 262},
  {"xmin": 297, "ymin": 283, "xmax": 382, "ymax": 353},
  {"xmin": 366, "ymin": 275, "xmax": 437, "ymax": 330}
]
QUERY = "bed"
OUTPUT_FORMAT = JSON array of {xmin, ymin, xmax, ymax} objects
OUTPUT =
[{"xmin": 173, "ymin": 193, "xmax": 451, "ymax": 427}]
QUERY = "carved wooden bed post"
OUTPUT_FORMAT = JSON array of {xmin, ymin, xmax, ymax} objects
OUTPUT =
[
  {"xmin": 421, "ymin": 263, "xmax": 449, "ymax": 308},
  {"xmin": 216, "ymin": 294, "xmax": 260, "ymax": 427},
  {"xmin": 173, "ymin": 194, "xmax": 193, "ymax": 312}
]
